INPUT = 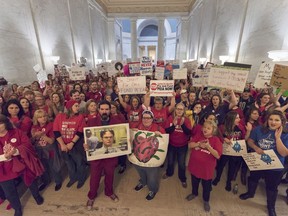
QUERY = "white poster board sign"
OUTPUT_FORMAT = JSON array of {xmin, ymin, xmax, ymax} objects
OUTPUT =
[
  {"xmin": 155, "ymin": 67, "xmax": 165, "ymax": 80},
  {"xmin": 254, "ymin": 62, "xmax": 275, "ymax": 88},
  {"xmin": 208, "ymin": 66, "xmax": 249, "ymax": 92},
  {"xmin": 242, "ymin": 149, "xmax": 284, "ymax": 171},
  {"xmin": 149, "ymin": 80, "xmax": 174, "ymax": 97},
  {"xmin": 117, "ymin": 76, "xmax": 146, "ymax": 95},
  {"xmin": 129, "ymin": 63, "xmax": 140, "ymax": 74},
  {"xmin": 128, "ymin": 130, "xmax": 169, "ymax": 167},
  {"xmin": 223, "ymin": 140, "xmax": 247, "ymax": 156},
  {"xmin": 140, "ymin": 56, "xmax": 153, "ymax": 76},
  {"xmin": 69, "ymin": 66, "xmax": 86, "ymax": 80},
  {"xmin": 36, "ymin": 70, "xmax": 48, "ymax": 89},
  {"xmin": 193, "ymin": 68, "xmax": 209, "ymax": 87},
  {"xmin": 107, "ymin": 64, "xmax": 118, "ymax": 76},
  {"xmin": 183, "ymin": 60, "xmax": 198, "ymax": 74},
  {"xmin": 173, "ymin": 68, "xmax": 187, "ymax": 80}
]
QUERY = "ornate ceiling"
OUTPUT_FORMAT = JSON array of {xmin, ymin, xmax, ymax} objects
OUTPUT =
[{"xmin": 95, "ymin": 0, "xmax": 196, "ymax": 14}]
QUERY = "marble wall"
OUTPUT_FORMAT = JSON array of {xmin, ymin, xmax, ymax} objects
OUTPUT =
[
  {"xmin": 0, "ymin": 0, "xmax": 109, "ymax": 85},
  {"xmin": 187, "ymin": 0, "xmax": 288, "ymax": 81}
]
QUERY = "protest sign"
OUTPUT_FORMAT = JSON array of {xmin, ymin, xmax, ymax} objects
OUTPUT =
[
  {"xmin": 173, "ymin": 68, "xmax": 187, "ymax": 80},
  {"xmin": 270, "ymin": 64, "xmax": 288, "ymax": 90},
  {"xmin": 140, "ymin": 56, "xmax": 153, "ymax": 76},
  {"xmin": 254, "ymin": 62, "xmax": 275, "ymax": 88},
  {"xmin": 183, "ymin": 60, "xmax": 198, "ymax": 74},
  {"xmin": 84, "ymin": 124, "xmax": 131, "ymax": 161},
  {"xmin": 69, "ymin": 66, "xmax": 86, "ymax": 80},
  {"xmin": 128, "ymin": 130, "xmax": 169, "ymax": 167},
  {"xmin": 154, "ymin": 67, "xmax": 164, "ymax": 80},
  {"xmin": 128, "ymin": 62, "xmax": 140, "ymax": 74},
  {"xmin": 208, "ymin": 66, "xmax": 249, "ymax": 92},
  {"xmin": 192, "ymin": 68, "xmax": 209, "ymax": 87},
  {"xmin": 117, "ymin": 76, "xmax": 146, "ymax": 95},
  {"xmin": 149, "ymin": 80, "xmax": 174, "ymax": 97},
  {"xmin": 36, "ymin": 70, "xmax": 47, "ymax": 88},
  {"xmin": 242, "ymin": 149, "xmax": 284, "ymax": 171},
  {"xmin": 222, "ymin": 140, "xmax": 247, "ymax": 156}
]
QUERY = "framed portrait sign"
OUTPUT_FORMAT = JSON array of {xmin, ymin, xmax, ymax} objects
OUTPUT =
[{"xmin": 84, "ymin": 123, "xmax": 131, "ymax": 161}]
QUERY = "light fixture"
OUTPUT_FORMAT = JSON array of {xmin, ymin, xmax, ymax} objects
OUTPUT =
[
  {"xmin": 50, "ymin": 56, "xmax": 60, "ymax": 64},
  {"xmin": 268, "ymin": 50, "xmax": 288, "ymax": 61},
  {"xmin": 219, "ymin": 55, "xmax": 229, "ymax": 64},
  {"xmin": 199, "ymin": 58, "xmax": 207, "ymax": 64}
]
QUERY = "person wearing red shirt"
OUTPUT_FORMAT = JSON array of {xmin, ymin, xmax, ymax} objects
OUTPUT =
[
  {"xmin": 84, "ymin": 100, "xmax": 122, "ymax": 210},
  {"xmin": 53, "ymin": 100, "xmax": 87, "ymax": 189},
  {"xmin": 0, "ymin": 114, "xmax": 44, "ymax": 216},
  {"xmin": 133, "ymin": 110, "xmax": 165, "ymax": 201},
  {"xmin": 84, "ymin": 99, "xmax": 98, "ymax": 123},
  {"xmin": 186, "ymin": 120, "xmax": 222, "ymax": 212},
  {"xmin": 163, "ymin": 102, "xmax": 192, "ymax": 188},
  {"xmin": 86, "ymin": 81, "xmax": 103, "ymax": 102}
]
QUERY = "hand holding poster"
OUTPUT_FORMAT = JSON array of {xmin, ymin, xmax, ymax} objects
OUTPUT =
[
  {"xmin": 208, "ymin": 66, "xmax": 249, "ymax": 92},
  {"xmin": 149, "ymin": 80, "xmax": 174, "ymax": 97},
  {"xmin": 84, "ymin": 124, "xmax": 131, "ymax": 161},
  {"xmin": 117, "ymin": 76, "xmax": 146, "ymax": 95},
  {"xmin": 223, "ymin": 140, "xmax": 247, "ymax": 156},
  {"xmin": 254, "ymin": 62, "xmax": 275, "ymax": 88},
  {"xmin": 154, "ymin": 67, "xmax": 164, "ymax": 80},
  {"xmin": 128, "ymin": 130, "xmax": 169, "ymax": 167},
  {"xmin": 173, "ymin": 68, "xmax": 187, "ymax": 80},
  {"xmin": 69, "ymin": 66, "xmax": 86, "ymax": 81},
  {"xmin": 270, "ymin": 64, "xmax": 288, "ymax": 90},
  {"xmin": 242, "ymin": 149, "xmax": 284, "ymax": 171},
  {"xmin": 140, "ymin": 56, "xmax": 153, "ymax": 76}
]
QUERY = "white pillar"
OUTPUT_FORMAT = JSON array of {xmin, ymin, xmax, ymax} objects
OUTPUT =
[
  {"xmin": 145, "ymin": 46, "xmax": 148, "ymax": 56},
  {"xmin": 130, "ymin": 18, "xmax": 138, "ymax": 61},
  {"xmin": 157, "ymin": 18, "xmax": 165, "ymax": 60},
  {"xmin": 107, "ymin": 17, "xmax": 116, "ymax": 61},
  {"xmin": 177, "ymin": 17, "xmax": 189, "ymax": 63}
]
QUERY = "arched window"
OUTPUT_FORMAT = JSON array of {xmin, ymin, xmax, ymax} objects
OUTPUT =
[{"xmin": 140, "ymin": 25, "xmax": 158, "ymax": 37}]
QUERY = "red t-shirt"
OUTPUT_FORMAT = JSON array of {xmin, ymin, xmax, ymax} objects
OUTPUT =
[
  {"xmin": 31, "ymin": 122, "xmax": 54, "ymax": 147},
  {"xmin": 125, "ymin": 105, "xmax": 143, "ymax": 129},
  {"xmin": 53, "ymin": 113, "xmax": 86, "ymax": 144},
  {"xmin": 86, "ymin": 91, "xmax": 102, "ymax": 102},
  {"xmin": 188, "ymin": 133, "xmax": 222, "ymax": 180},
  {"xmin": 151, "ymin": 106, "xmax": 170, "ymax": 128},
  {"xmin": 165, "ymin": 115, "xmax": 192, "ymax": 147},
  {"xmin": 137, "ymin": 122, "xmax": 165, "ymax": 133},
  {"xmin": 10, "ymin": 116, "xmax": 32, "ymax": 137}
]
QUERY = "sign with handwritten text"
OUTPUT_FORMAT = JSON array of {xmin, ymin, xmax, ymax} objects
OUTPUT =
[
  {"xmin": 208, "ymin": 66, "xmax": 249, "ymax": 92},
  {"xmin": 270, "ymin": 64, "xmax": 288, "ymax": 90},
  {"xmin": 193, "ymin": 68, "xmax": 209, "ymax": 87},
  {"xmin": 69, "ymin": 66, "xmax": 86, "ymax": 80},
  {"xmin": 254, "ymin": 62, "xmax": 275, "ymax": 88},
  {"xmin": 117, "ymin": 76, "xmax": 146, "ymax": 95},
  {"xmin": 149, "ymin": 80, "xmax": 174, "ymax": 97},
  {"xmin": 223, "ymin": 140, "xmax": 247, "ymax": 156},
  {"xmin": 155, "ymin": 67, "xmax": 164, "ymax": 80},
  {"xmin": 140, "ymin": 56, "xmax": 153, "ymax": 76},
  {"xmin": 129, "ymin": 63, "xmax": 140, "ymax": 74},
  {"xmin": 173, "ymin": 68, "xmax": 187, "ymax": 80},
  {"xmin": 242, "ymin": 149, "xmax": 284, "ymax": 171}
]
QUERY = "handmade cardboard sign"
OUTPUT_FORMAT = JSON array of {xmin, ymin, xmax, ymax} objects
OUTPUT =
[
  {"xmin": 270, "ymin": 64, "xmax": 288, "ymax": 90},
  {"xmin": 242, "ymin": 149, "xmax": 284, "ymax": 171},
  {"xmin": 222, "ymin": 140, "xmax": 247, "ymax": 156},
  {"xmin": 154, "ymin": 67, "xmax": 165, "ymax": 80},
  {"xmin": 173, "ymin": 68, "xmax": 187, "ymax": 80},
  {"xmin": 69, "ymin": 66, "xmax": 86, "ymax": 80},
  {"xmin": 117, "ymin": 76, "xmax": 146, "ymax": 95},
  {"xmin": 128, "ymin": 130, "xmax": 169, "ymax": 167},
  {"xmin": 254, "ymin": 62, "xmax": 275, "ymax": 88}
]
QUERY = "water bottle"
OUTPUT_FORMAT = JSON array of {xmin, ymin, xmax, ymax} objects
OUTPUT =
[{"xmin": 233, "ymin": 184, "xmax": 238, "ymax": 195}]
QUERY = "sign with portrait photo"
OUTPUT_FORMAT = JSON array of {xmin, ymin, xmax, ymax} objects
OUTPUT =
[
  {"xmin": 84, "ymin": 123, "xmax": 131, "ymax": 161},
  {"xmin": 222, "ymin": 140, "xmax": 247, "ymax": 156},
  {"xmin": 128, "ymin": 130, "xmax": 169, "ymax": 167},
  {"xmin": 242, "ymin": 149, "xmax": 284, "ymax": 171}
]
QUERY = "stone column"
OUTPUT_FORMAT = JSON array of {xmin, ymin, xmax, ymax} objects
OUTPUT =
[
  {"xmin": 130, "ymin": 18, "xmax": 138, "ymax": 61},
  {"xmin": 107, "ymin": 17, "xmax": 116, "ymax": 61},
  {"xmin": 177, "ymin": 17, "xmax": 189, "ymax": 64},
  {"xmin": 157, "ymin": 17, "xmax": 165, "ymax": 60},
  {"xmin": 145, "ymin": 46, "xmax": 148, "ymax": 56}
]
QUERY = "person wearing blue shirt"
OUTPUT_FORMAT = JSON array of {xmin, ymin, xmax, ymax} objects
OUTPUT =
[{"xmin": 239, "ymin": 110, "xmax": 288, "ymax": 216}]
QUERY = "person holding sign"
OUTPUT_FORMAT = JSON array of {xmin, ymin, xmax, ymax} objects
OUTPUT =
[
  {"xmin": 239, "ymin": 110, "xmax": 288, "ymax": 216},
  {"xmin": 186, "ymin": 120, "xmax": 222, "ymax": 212}
]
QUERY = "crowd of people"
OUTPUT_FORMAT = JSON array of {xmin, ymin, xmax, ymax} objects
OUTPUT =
[{"xmin": 0, "ymin": 69, "xmax": 288, "ymax": 216}]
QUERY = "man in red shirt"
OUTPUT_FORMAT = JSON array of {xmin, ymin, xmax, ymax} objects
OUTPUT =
[{"xmin": 86, "ymin": 81, "xmax": 103, "ymax": 102}]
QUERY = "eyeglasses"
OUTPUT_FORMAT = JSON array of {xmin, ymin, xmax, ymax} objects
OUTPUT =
[{"xmin": 142, "ymin": 117, "xmax": 152, "ymax": 120}]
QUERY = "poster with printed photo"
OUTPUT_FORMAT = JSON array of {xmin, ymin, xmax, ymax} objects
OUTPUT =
[
  {"xmin": 222, "ymin": 140, "xmax": 247, "ymax": 156},
  {"xmin": 242, "ymin": 149, "xmax": 284, "ymax": 171},
  {"xmin": 84, "ymin": 123, "xmax": 131, "ymax": 161},
  {"xmin": 149, "ymin": 80, "xmax": 174, "ymax": 97}
]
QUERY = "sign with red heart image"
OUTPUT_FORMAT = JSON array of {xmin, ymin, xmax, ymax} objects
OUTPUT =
[{"xmin": 128, "ymin": 130, "xmax": 169, "ymax": 167}]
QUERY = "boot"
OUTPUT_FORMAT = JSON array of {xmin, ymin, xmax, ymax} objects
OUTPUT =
[
  {"xmin": 239, "ymin": 179, "xmax": 258, "ymax": 200},
  {"xmin": 266, "ymin": 190, "xmax": 278, "ymax": 216}
]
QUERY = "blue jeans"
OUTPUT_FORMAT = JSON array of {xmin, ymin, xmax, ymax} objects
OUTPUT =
[
  {"xmin": 134, "ymin": 165, "xmax": 159, "ymax": 193},
  {"xmin": 166, "ymin": 144, "xmax": 188, "ymax": 182}
]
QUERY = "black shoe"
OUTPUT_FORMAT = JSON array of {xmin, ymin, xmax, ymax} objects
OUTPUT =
[
  {"xmin": 118, "ymin": 166, "xmax": 126, "ymax": 174},
  {"xmin": 55, "ymin": 184, "xmax": 62, "ymax": 191},
  {"xmin": 225, "ymin": 182, "xmax": 231, "ymax": 192},
  {"xmin": 239, "ymin": 192, "xmax": 254, "ymax": 200},
  {"xmin": 146, "ymin": 191, "xmax": 156, "ymax": 201},
  {"xmin": 14, "ymin": 209, "xmax": 23, "ymax": 216},
  {"xmin": 77, "ymin": 181, "xmax": 85, "ymax": 189},
  {"xmin": 134, "ymin": 183, "xmax": 145, "ymax": 192},
  {"xmin": 38, "ymin": 184, "xmax": 47, "ymax": 192},
  {"xmin": 268, "ymin": 208, "xmax": 277, "ymax": 216},
  {"xmin": 66, "ymin": 180, "xmax": 76, "ymax": 188},
  {"xmin": 35, "ymin": 195, "xmax": 44, "ymax": 205},
  {"xmin": 212, "ymin": 179, "xmax": 219, "ymax": 186}
]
